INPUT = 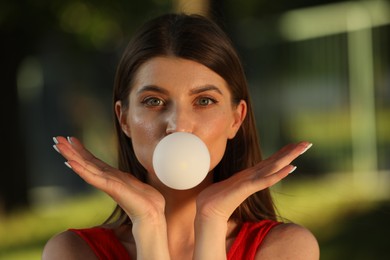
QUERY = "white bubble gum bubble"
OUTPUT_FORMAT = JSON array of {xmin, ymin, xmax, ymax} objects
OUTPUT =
[{"xmin": 152, "ymin": 132, "xmax": 211, "ymax": 190}]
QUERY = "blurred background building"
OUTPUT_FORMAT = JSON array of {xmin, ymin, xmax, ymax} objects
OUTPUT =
[{"xmin": 1, "ymin": 0, "xmax": 389, "ymax": 259}]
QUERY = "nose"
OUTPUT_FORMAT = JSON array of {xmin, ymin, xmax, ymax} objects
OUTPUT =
[{"xmin": 165, "ymin": 106, "xmax": 194, "ymax": 135}]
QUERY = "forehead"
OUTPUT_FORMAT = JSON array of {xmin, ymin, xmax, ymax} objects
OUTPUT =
[{"xmin": 131, "ymin": 56, "xmax": 230, "ymax": 94}]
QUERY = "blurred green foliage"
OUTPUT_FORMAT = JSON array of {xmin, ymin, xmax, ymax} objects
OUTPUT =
[
  {"xmin": 1, "ymin": 177, "xmax": 389, "ymax": 259},
  {"xmin": 1, "ymin": 0, "xmax": 389, "ymax": 259},
  {"xmin": 0, "ymin": 192, "xmax": 114, "ymax": 259}
]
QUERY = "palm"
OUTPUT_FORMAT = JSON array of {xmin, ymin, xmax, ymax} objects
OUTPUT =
[
  {"xmin": 196, "ymin": 142, "xmax": 311, "ymax": 221},
  {"xmin": 54, "ymin": 136, "xmax": 165, "ymax": 222}
]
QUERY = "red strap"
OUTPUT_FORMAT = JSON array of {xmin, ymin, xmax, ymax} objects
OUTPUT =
[
  {"xmin": 227, "ymin": 220, "xmax": 281, "ymax": 260},
  {"xmin": 69, "ymin": 227, "xmax": 131, "ymax": 260},
  {"xmin": 70, "ymin": 221, "xmax": 279, "ymax": 260}
]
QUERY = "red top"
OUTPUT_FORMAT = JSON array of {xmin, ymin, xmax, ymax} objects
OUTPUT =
[
  {"xmin": 69, "ymin": 227, "xmax": 131, "ymax": 260},
  {"xmin": 70, "ymin": 219, "xmax": 280, "ymax": 260},
  {"xmin": 227, "ymin": 220, "xmax": 281, "ymax": 259}
]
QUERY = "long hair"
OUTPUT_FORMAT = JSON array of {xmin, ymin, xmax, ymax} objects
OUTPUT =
[{"xmin": 107, "ymin": 13, "xmax": 276, "ymax": 226}]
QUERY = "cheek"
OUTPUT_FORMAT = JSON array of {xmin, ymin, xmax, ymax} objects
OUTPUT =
[
  {"xmin": 128, "ymin": 114, "xmax": 164, "ymax": 173},
  {"xmin": 207, "ymin": 139, "xmax": 228, "ymax": 171},
  {"xmin": 199, "ymin": 115, "xmax": 233, "ymax": 171}
]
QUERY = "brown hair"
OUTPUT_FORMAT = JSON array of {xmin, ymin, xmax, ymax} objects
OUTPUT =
[{"xmin": 107, "ymin": 13, "xmax": 276, "ymax": 226}]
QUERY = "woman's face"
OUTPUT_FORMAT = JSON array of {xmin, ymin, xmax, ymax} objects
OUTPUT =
[{"xmin": 116, "ymin": 56, "xmax": 246, "ymax": 184}]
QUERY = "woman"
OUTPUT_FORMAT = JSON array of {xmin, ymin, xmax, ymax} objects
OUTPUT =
[{"xmin": 43, "ymin": 13, "xmax": 319, "ymax": 259}]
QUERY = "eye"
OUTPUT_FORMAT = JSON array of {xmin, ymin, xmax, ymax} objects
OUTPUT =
[
  {"xmin": 196, "ymin": 97, "xmax": 217, "ymax": 106},
  {"xmin": 142, "ymin": 97, "xmax": 165, "ymax": 107}
]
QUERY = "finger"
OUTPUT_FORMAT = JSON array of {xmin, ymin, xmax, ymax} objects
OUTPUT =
[
  {"xmin": 236, "ymin": 165, "xmax": 296, "ymax": 198},
  {"xmin": 56, "ymin": 143, "xmax": 111, "ymax": 177},
  {"xmin": 66, "ymin": 160, "xmax": 145, "ymax": 205},
  {"xmin": 67, "ymin": 136, "xmax": 97, "ymax": 161},
  {"xmin": 271, "ymin": 141, "xmax": 311, "ymax": 167},
  {"xmin": 66, "ymin": 160, "xmax": 117, "ymax": 194},
  {"xmin": 53, "ymin": 136, "xmax": 83, "ymax": 160},
  {"xmin": 54, "ymin": 136, "xmax": 108, "ymax": 169},
  {"xmin": 257, "ymin": 142, "xmax": 312, "ymax": 177},
  {"xmin": 246, "ymin": 164, "xmax": 296, "ymax": 195},
  {"xmin": 70, "ymin": 137, "xmax": 109, "ymax": 169},
  {"xmin": 56, "ymin": 136, "xmax": 141, "ymax": 191},
  {"xmin": 67, "ymin": 159, "xmax": 128, "ymax": 190},
  {"xmin": 54, "ymin": 136, "xmax": 75, "ymax": 149},
  {"xmin": 265, "ymin": 143, "xmax": 297, "ymax": 161},
  {"xmin": 256, "ymin": 143, "xmax": 297, "ymax": 170},
  {"xmin": 264, "ymin": 142, "xmax": 309, "ymax": 162}
]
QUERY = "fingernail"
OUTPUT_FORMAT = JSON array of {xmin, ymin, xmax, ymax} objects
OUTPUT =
[
  {"xmin": 300, "ymin": 143, "xmax": 313, "ymax": 155},
  {"xmin": 53, "ymin": 145, "xmax": 60, "ymax": 153},
  {"xmin": 64, "ymin": 161, "xmax": 72, "ymax": 169},
  {"xmin": 289, "ymin": 166, "xmax": 297, "ymax": 174},
  {"xmin": 67, "ymin": 136, "xmax": 73, "ymax": 144},
  {"xmin": 53, "ymin": 137, "xmax": 59, "ymax": 144}
]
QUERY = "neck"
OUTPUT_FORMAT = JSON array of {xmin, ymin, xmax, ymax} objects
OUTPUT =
[
  {"xmin": 163, "ymin": 173, "xmax": 214, "ymax": 230},
  {"xmin": 149, "ymin": 170, "xmax": 214, "ymax": 216},
  {"xmin": 165, "ymin": 189, "xmax": 198, "ymax": 255},
  {"xmin": 149, "ymin": 173, "xmax": 215, "ymax": 255}
]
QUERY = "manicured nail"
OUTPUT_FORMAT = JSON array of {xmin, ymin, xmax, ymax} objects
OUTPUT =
[
  {"xmin": 67, "ymin": 136, "xmax": 73, "ymax": 144},
  {"xmin": 53, "ymin": 145, "xmax": 60, "ymax": 153},
  {"xmin": 289, "ymin": 166, "xmax": 297, "ymax": 174},
  {"xmin": 300, "ymin": 143, "xmax": 313, "ymax": 155},
  {"xmin": 64, "ymin": 161, "xmax": 72, "ymax": 169},
  {"xmin": 53, "ymin": 137, "xmax": 59, "ymax": 144}
]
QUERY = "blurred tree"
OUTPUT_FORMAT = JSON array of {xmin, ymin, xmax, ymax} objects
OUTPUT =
[
  {"xmin": 0, "ymin": 0, "xmax": 349, "ymax": 214},
  {"xmin": 0, "ymin": 0, "xmax": 173, "ymax": 214},
  {"xmin": 0, "ymin": 0, "xmax": 54, "ymax": 213},
  {"xmin": 0, "ymin": 30, "xmax": 29, "ymax": 214}
]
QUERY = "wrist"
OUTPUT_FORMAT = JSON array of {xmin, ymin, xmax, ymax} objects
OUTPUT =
[
  {"xmin": 194, "ymin": 209, "xmax": 230, "ymax": 227},
  {"xmin": 193, "ymin": 215, "xmax": 228, "ymax": 260},
  {"xmin": 194, "ymin": 214, "xmax": 228, "ymax": 231},
  {"xmin": 132, "ymin": 215, "xmax": 170, "ymax": 260},
  {"xmin": 132, "ymin": 213, "xmax": 167, "ymax": 240}
]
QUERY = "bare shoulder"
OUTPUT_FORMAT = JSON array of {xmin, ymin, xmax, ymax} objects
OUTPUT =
[
  {"xmin": 42, "ymin": 230, "xmax": 97, "ymax": 260},
  {"xmin": 255, "ymin": 223, "xmax": 320, "ymax": 260}
]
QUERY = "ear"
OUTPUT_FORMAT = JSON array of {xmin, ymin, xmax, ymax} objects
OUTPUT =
[
  {"xmin": 228, "ymin": 100, "xmax": 247, "ymax": 139},
  {"xmin": 115, "ymin": 101, "xmax": 131, "ymax": 138}
]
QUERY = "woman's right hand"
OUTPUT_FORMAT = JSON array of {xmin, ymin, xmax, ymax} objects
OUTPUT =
[
  {"xmin": 53, "ymin": 136, "xmax": 165, "ymax": 224},
  {"xmin": 53, "ymin": 136, "xmax": 171, "ymax": 259}
]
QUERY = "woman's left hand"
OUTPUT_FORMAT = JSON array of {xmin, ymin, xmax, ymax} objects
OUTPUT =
[
  {"xmin": 193, "ymin": 141, "xmax": 311, "ymax": 259},
  {"xmin": 196, "ymin": 141, "xmax": 311, "ymax": 222}
]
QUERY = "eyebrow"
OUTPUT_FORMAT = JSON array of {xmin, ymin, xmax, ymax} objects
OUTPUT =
[
  {"xmin": 136, "ymin": 84, "xmax": 224, "ymax": 96},
  {"xmin": 189, "ymin": 85, "xmax": 223, "ymax": 96},
  {"xmin": 136, "ymin": 85, "xmax": 169, "ymax": 95}
]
